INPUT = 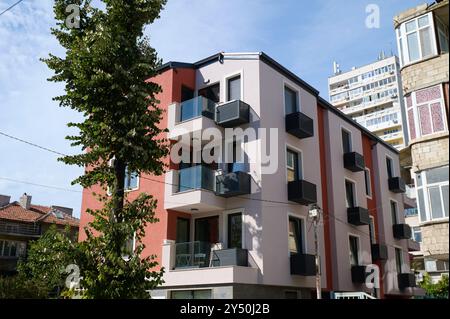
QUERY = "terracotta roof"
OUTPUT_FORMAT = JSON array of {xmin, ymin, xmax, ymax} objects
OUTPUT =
[{"xmin": 0, "ymin": 202, "xmax": 79, "ymax": 227}]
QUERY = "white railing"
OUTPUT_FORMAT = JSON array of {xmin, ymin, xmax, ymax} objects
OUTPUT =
[{"xmin": 333, "ymin": 292, "xmax": 376, "ymax": 299}]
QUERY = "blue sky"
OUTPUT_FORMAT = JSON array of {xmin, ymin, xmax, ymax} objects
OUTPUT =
[{"xmin": 0, "ymin": 0, "xmax": 425, "ymax": 217}]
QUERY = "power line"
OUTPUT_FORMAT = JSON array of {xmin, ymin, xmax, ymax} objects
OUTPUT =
[
  {"xmin": 0, "ymin": 0, "xmax": 24, "ymax": 17},
  {"xmin": 0, "ymin": 176, "xmax": 82, "ymax": 193},
  {"xmin": 0, "ymin": 130, "xmax": 68, "ymax": 156}
]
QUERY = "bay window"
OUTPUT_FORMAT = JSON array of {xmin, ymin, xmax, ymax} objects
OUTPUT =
[{"xmin": 416, "ymin": 165, "xmax": 449, "ymax": 223}]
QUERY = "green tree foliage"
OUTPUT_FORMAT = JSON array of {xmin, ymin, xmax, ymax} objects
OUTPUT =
[
  {"xmin": 419, "ymin": 273, "xmax": 449, "ymax": 299},
  {"xmin": 42, "ymin": 0, "xmax": 168, "ymax": 298}
]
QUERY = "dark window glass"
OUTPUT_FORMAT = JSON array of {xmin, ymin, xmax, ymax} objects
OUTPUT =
[
  {"xmin": 395, "ymin": 248, "xmax": 403, "ymax": 273},
  {"xmin": 386, "ymin": 157, "xmax": 393, "ymax": 178},
  {"xmin": 391, "ymin": 201, "xmax": 398, "ymax": 225},
  {"xmin": 195, "ymin": 216, "xmax": 219, "ymax": 243},
  {"xmin": 228, "ymin": 213, "xmax": 242, "ymax": 248},
  {"xmin": 227, "ymin": 75, "xmax": 241, "ymax": 101},
  {"xmin": 287, "ymin": 149, "xmax": 301, "ymax": 181},
  {"xmin": 345, "ymin": 180, "xmax": 355, "ymax": 208},
  {"xmin": 369, "ymin": 218, "xmax": 376, "ymax": 244},
  {"xmin": 198, "ymin": 83, "xmax": 220, "ymax": 103},
  {"xmin": 288, "ymin": 217, "xmax": 303, "ymax": 254},
  {"xmin": 176, "ymin": 218, "xmax": 190, "ymax": 243},
  {"xmin": 342, "ymin": 129, "xmax": 352, "ymax": 153},
  {"xmin": 349, "ymin": 235, "xmax": 359, "ymax": 265},
  {"xmin": 364, "ymin": 169, "xmax": 371, "ymax": 196},
  {"xmin": 181, "ymin": 86, "xmax": 194, "ymax": 102},
  {"xmin": 284, "ymin": 86, "xmax": 298, "ymax": 114}
]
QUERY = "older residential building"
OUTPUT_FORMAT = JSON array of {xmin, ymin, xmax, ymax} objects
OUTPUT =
[
  {"xmin": 80, "ymin": 52, "xmax": 418, "ymax": 299},
  {"xmin": 328, "ymin": 55, "xmax": 408, "ymax": 150},
  {"xmin": 394, "ymin": 0, "xmax": 449, "ymax": 281},
  {"xmin": 0, "ymin": 193, "xmax": 79, "ymax": 275}
]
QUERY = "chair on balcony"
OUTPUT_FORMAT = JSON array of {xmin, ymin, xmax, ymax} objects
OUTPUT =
[{"xmin": 209, "ymin": 242, "xmax": 223, "ymax": 267}]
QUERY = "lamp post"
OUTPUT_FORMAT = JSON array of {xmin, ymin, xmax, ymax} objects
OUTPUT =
[{"xmin": 309, "ymin": 204, "xmax": 322, "ymax": 299}]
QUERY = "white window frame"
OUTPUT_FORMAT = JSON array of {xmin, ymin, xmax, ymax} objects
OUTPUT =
[
  {"xmin": 364, "ymin": 167, "xmax": 372, "ymax": 199},
  {"xmin": 285, "ymin": 144, "xmax": 304, "ymax": 182},
  {"xmin": 348, "ymin": 233, "xmax": 361, "ymax": 266},
  {"xmin": 386, "ymin": 155, "xmax": 395, "ymax": 178},
  {"xmin": 106, "ymin": 159, "xmax": 140, "ymax": 195},
  {"xmin": 341, "ymin": 126, "xmax": 353, "ymax": 154},
  {"xmin": 416, "ymin": 166, "xmax": 449, "ymax": 223},
  {"xmin": 224, "ymin": 70, "xmax": 244, "ymax": 102},
  {"xmin": 396, "ymin": 12, "xmax": 438, "ymax": 67},
  {"xmin": 287, "ymin": 213, "xmax": 307, "ymax": 256}
]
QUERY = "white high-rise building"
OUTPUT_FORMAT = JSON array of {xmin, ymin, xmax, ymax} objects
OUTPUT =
[{"xmin": 328, "ymin": 55, "xmax": 408, "ymax": 150}]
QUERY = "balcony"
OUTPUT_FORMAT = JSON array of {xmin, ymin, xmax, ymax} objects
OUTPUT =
[
  {"xmin": 393, "ymin": 224, "xmax": 412, "ymax": 240},
  {"xmin": 215, "ymin": 171, "xmax": 251, "ymax": 198},
  {"xmin": 398, "ymin": 273, "xmax": 416, "ymax": 290},
  {"xmin": 290, "ymin": 253, "xmax": 315, "ymax": 276},
  {"xmin": 167, "ymin": 96, "xmax": 218, "ymax": 141},
  {"xmin": 351, "ymin": 265, "xmax": 367, "ymax": 283},
  {"xmin": 371, "ymin": 244, "xmax": 388, "ymax": 261},
  {"xmin": 287, "ymin": 180, "xmax": 317, "ymax": 206},
  {"xmin": 343, "ymin": 152, "xmax": 365, "ymax": 172},
  {"xmin": 347, "ymin": 207, "xmax": 370, "ymax": 226},
  {"xmin": 164, "ymin": 166, "xmax": 226, "ymax": 213},
  {"xmin": 215, "ymin": 100, "xmax": 250, "ymax": 127},
  {"xmin": 285, "ymin": 112, "xmax": 314, "ymax": 139},
  {"xmin": 0, "ymin": 221, "xmax": 40, "ymax": 237},
  {"xmin": 388, "ymin": 177, "xmax": 406, "ymax": 193}
]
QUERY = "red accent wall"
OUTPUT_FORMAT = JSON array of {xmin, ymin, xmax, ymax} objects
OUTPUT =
[
  {"xmin": 362, "ymin": 134, "xmax": 384, "ymax": 298},
  {"xmin": 78, "ymin": 67, "xmax": 196, "ymax": 270},
  {"xmin": 317, "ymin": 104, "xmax": 333, "ymax": 291}
]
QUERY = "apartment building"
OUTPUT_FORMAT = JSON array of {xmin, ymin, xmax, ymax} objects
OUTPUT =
[
  {"xmin": 328, "ymin": 55, "xmax": 408, "ymax": 150},
  {"xmin": 394, "ymin": 0, "xmax": 449, "ymax": 281},
  {"xmin": 79, "ymin": 52, "xmax": 418, "ymax": 299},
  {"xmin": 0, "ymin": 193, "xmax": 79, "ymax": 275}
]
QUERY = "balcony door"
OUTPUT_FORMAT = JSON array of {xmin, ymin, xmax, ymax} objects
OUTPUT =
[
  {"xmin": 194, "ymin": 216, "xmax": 219, "ymax": 244},
  {"xmin": 198, "ymin": 83, "xmax": 220, "ymax": 103}
]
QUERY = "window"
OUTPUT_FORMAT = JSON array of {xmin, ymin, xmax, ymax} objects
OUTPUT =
[
  {"xmin": 288, "ymin": 217, "xmax": 303, "ymax": 254},
  {"xmin": 122, "ymin": 233, "xmax": 135, "ymax": 259},
  {"xmin": 386, "ymin": 157, "xmax": 394, "ymax": 179},
  {"xmin": 0, "ymin": 240, "xmax": 26, "ymax": 257},
  {"xmin": 171, "ymin": 289, "xmax": 212, "ymax": 299},
  {"xmin": 227, "ymin": 75, "xmax": 241, "ymax": 101},
  {"xmin": 286, "ymin": 149, "xmax": 302, "ymax": 181},
  {"xmin": 176, "ymin": 218, "xmax": 190, "ymax": 243},
  {"xmin": 345, "ymin": 179, "xmax": 356, "ymax": 208},
  {"xmin": 436, "ymin": 17, "xmax": 449, "ymax": 53},
  {"xmin": 364, "ymin": 168, "xmax": 372, "ymax": 197},
  {"xmin": 416, "ymin": 166, "xmax": 449, "ymax": 222},
  {"xmin": 412, "ymin": 227, "xmax": 422, "ymax": 243},
  {"xmin": 228, "ymin": 213, "xmax": 242, "ymax": 249},
  {"xmin": 198, "ymin": 83, "xmax": 220, "ymax": 103},
  {"xmin": 349, "ymin": 235, "xmax": 359, "ymax": 266},
  {"xmin": 124, "ymin": 167, "xmax": 139, "ymax": 190},
  {"xmin": 396, "ymin": 12, "xmax": 437, "ymax": 66},
  {"xmin": 181, "ymin": 86, "xmax": 194, "ymax": 102},
  {"xmin": 395, "ymin": 248, "xmax": 403, "ymax": 274},
  {"xmin": 369, "ymin": 217, "xmax": 376, "ymax": 244},
  {"xmin": 391, "ymin": 200, "xmax": 398, "ymax": 225},
  {"xmin": 341, "ymin": 129, "xmax": 352, "ymax": 153},
  {"xmin": 284, "ymin": 86, "xmax": 298, "ymax": 114}
]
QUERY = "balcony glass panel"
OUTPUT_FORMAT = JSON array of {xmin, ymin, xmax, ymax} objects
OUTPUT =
[
  {"xmin": 174, "ymin": 241, "xmax": 211, "ymax": 268},
  {"xmin": 178, "ymin": 165, "xmax": 215, "ymax": 193},
  {"xmin": 179, "ymin": 96, "xmax": 215, "ymax": 122}
]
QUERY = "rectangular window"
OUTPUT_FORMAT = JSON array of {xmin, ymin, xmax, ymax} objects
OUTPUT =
[
  {"xmin": 417, "ymin": 166, "xmax": 449, "ymax": 222},
  {"xmin": 286, "ymin": 149, "xmax": 302, "ymax": 181},
  {"xmin": 341, "ymin": 129, "xmax": 352, "ymax": 153},
  {"xmin": 288, "ymin": 217, "xmax": 303, "ymax": 254},
  {"xmin": 198, "ymin": 83, "xmax": 220, "ymax": 103},
  {"xmin": 395, "ymin": 248, "xmax": 403, "ymax": 274},
  {"xmin": 171, "ymin": 289, "xmax": 212, "ymax": 299},
  {"xmin": 412, "ymin": 227, "xmax": 422, "ymax": 243},
  {"xmin": 391, "ymin": 200, "xmax": 398, "ymax": 225},
  {"xmin": 228, "ymin": 213, "xmax": 242, "ymax": 249},
  {"xmin": 345, "ymin": 179, "xmax": 356, "ymax": 208},
  {"xmin": 386, "ymin": 157, "xmax": 394, "ymax": 179},
  {"xmin": 227, "ymin": 75, "xmax": 241, "ymax": 101},
  {"xmin": 369, "ymin": 217, "xmax": 376, "ymax": 244},
  {"xmin": 176, "ymin": 218, "xmax": 190, "ymax": 243},
  {"xmin": 124, "ymin": 167, "xmax": 139, "ymax": 190},
  {"xmin": 349, "ymin": 235, "xmax": 359, "ymax": 266},
  {"xmin": 364, "ymin": 168, "xmax": 372, "ymax": 197},
  {"xmin": 284, "ymin": 86, "xmax": 298, "ymax": 114}
]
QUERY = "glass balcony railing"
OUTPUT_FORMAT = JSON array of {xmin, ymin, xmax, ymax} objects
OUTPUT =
[
  {"xmin": 174, "ymin": 241, "xmax": 212, "ymax": 268},
  {"xmin": 177, "ymin": 165, "xmax": 215, "ymax": 193},
  {"xmin": 179, "ymin": 96, "xmax": 216, "ymax": 122}
]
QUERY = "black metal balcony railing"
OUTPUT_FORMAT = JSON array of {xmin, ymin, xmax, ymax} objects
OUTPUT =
[
  {"xmin": 398, "ymin": 273, "xmax": 416, "ymax": 290},
  {"xmin": 285, "ymin": 111, "xmax": 314, "ymax": 139},
  {"xmin": 287, "ymin": 180, "xmax": 317, "ymax": 206},
  {"xmin": 351, "ymin": 265, "xmax": 368, "ymax": 283},
  {"xmin": 343, "ymin": 152, "xmax": 365, "ymax": 172},
  {"xmin": 215, "ymin": 100, "xmax": 250, "ymax": 127},
  {"xmin": 177, "ymin": 165, "xmax": 215, "ymax": 193},
  {"xmin": 290, "ymin": 253, "xmax": 315, "ymax": 276},
  {"xmin": 347, "ymin": 207, "xmax": 370, "ymax": 226},
  {"xmin": 393, "ymin": 224, "xmax": 412, "ymax": 240},
  {"xmin": 371, "ymin": 244, "xmax": 388, "ymax": 261},
  {"xmin": 388, "ymin": 177, "xmax": 406, "ymax": 193},
  {"xmin": 0, "ymin": 221, "xmax": 40, "ymax": 237},
  {"xmin": 215, "ymin": 171, "xmax": 251, "ymax": 198}
]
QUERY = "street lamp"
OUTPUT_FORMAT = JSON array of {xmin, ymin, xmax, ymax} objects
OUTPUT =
[{"xmin": 309, "ymin": 204, "xmax": 322, "ymax": 299}]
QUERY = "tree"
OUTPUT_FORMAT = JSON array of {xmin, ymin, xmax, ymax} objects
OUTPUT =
[
  {"xmin": 42, "ymin": 0, "xmax": 168, "ymax": 298},
  {"xmin": 419, "ymin": 273, "xmax": 449, "ymax": 299}
]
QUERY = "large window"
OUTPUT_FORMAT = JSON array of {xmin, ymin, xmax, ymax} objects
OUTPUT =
[
  {"xmin": 284, "ymin": 86, "xmax": 298, "ymax": 114},
  {"xmin": 416, "ymin": 166, "xmax": 449, "ymax": 222},
  {"xmin": 288, "ymin": 217, "xmax": 304, "ymax": 254},
  {"xmin": 341, "ymin": 129, "xmax": 352, "ymax": 153},
  {"xmin": 176, "ymin": 218, "xmax": 190, "ymax": 243},
  {"xmin": 349, "ymin": 235, "xmax": 359, "ymax": 266},
  {"xmin": 286, "ymin": 149, "xmax": 302, "ymax": 181},
  {"xmin": 436, "ymin": 16, "xmax": 449, "ymax": 53},
  {"xmin": 228, "ymin": 213, "xmax": 242, "ymax": 249},
  {"xmin": 396, "ymin": 12, "xmax": 437, "ymax": 66},
  {"xmin": 198, "ymin": 83, "xmax": 220, "ymax": 103},
  {"xmin": 345, "ymin": 179, "xmax": 356, "ymax": 208},
  {"xmin": 0, "ymin": 240, "xmax": 26, "ymax": 257},
  {"xmin": 227, "ymin": 75, "xmax": 241, "ymax": 101}
]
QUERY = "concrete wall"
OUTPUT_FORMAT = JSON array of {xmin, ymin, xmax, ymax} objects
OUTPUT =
[
  {"xmin": 410, "ymin": 132, "xmax": 450, "ymax": 173},
  {"xmin": 421, "ymin": 221, "xmax": 449, "ymax": 257}
]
